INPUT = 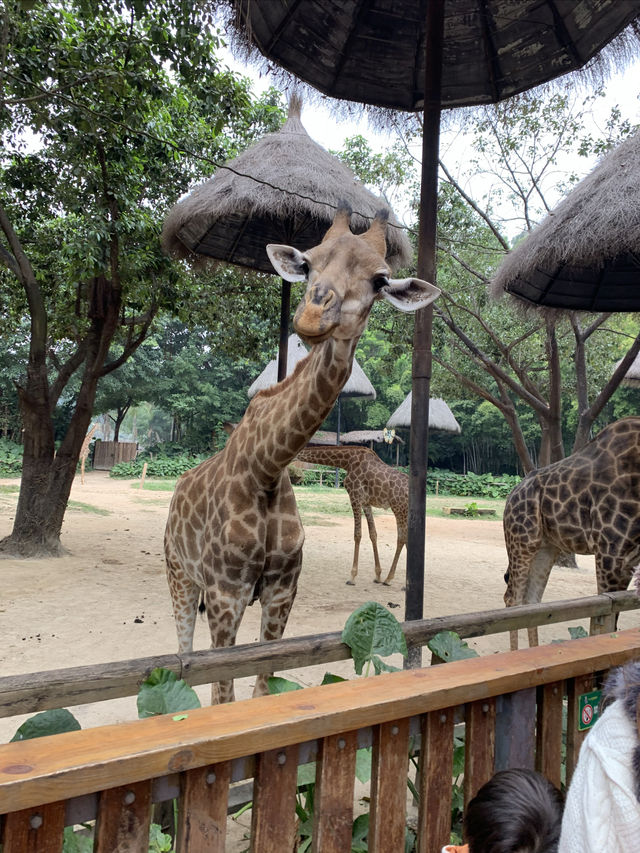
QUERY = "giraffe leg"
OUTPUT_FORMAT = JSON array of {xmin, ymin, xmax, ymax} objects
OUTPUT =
[
  {"xmin": 253, "ymin": 552, "xmax": 304, "ymax": 696},
  {"xmin": 347, "ymin": 496, "xmax": 363, "ymax": 585},
  {"xmin": 382, "ymin": 520, "xmax": 406, "ymax": 585},
  {"xmin": 363, "ymin": 505, "xmax": 382, "ymax": 582},
  {"xmin": 166, "ymin": 560, "xmax": 201, "ymax": 655},
  {"xmin": 505, "ymin": 546, "xmax": 556, "ymax": 650},
  {"xmin": 202, "ymin": 579, "xmax": 260, "ymax": 704},
  {"xmin": 592, "ymin": 554, "xmax": 636, "ymax": 635}
]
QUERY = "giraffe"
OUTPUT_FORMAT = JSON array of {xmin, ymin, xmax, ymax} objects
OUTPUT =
[
  {"xmin": 164, "ymin": 204, "xmax": 440, "ymax": 702},
  {"xmin": 503, "ymin": 417, "xmax": 640, "ymax": 650},
  {"xmin": 296, "ymin": 444, "xmax": 408, "ymax": 585},
  {"xmin": 79, "ymin": 423, "xmax": 98, "ymax": 485}
]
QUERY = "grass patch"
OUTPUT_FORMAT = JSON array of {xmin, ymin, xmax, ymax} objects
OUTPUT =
[
  {"xmin": 67, "ymin": 500, "xmax": 111, "ymax": 516},
  {"xmin": 0, "ymin": 485, "xmax": 19, "ymax": 494},
  {"xmin": 131, "ymin": 479, "xmax": 178, "ymax": 492}
]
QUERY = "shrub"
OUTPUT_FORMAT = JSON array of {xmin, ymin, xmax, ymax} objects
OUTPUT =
[
  {"xmin": 421, "ymin": 468, "xmax": 520, "ymax": 499},
  {"xmin": 110, "ymin": 454, "xmax": 207, "ymax": 479},
  {"xmin": 0, "ymin": 438, "xmax": 23, "ymax": 475}
]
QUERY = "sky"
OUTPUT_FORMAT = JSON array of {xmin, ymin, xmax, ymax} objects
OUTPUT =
[{"xmin": 222, "ymin": 43, "xmax": 640, "ymax": 235}]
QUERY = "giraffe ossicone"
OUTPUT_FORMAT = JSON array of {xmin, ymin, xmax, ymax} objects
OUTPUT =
[
  {"xmin": 164, "ymin": 207, "xmax": 439, "ymax": 703},
  {"xmin": 503, "ymin": 417, "xmax": 640, "ymax": 650}
]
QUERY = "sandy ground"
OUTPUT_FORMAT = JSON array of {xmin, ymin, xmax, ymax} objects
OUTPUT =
[{"xmin": 1, "ymin": 470, "xmax": 639, "ymax": 745}]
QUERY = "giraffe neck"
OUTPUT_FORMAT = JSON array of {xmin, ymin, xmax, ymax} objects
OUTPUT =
[
  {"xmin": 297, "ymin": 445, "xmax": 368, "ymax": 471},
  {"xmin": 235, "ymin": 337, "xmax": 358, "ymax": 486}
]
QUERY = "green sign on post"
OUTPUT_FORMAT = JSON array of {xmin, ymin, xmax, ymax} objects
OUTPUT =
[{"xmin": 578, "ymin": 689, "xmax": 602, "ymax": 731}]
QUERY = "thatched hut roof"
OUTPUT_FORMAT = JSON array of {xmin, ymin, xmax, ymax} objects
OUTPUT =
[
  {"xmin": 490, "ymin": 129, "xmax": 640, "ymax": 313},
  {"xmin": 247, "ymin": 334, "xmax": 376, "ymax": 400},
  {"xmin": 615, "ymin": 351, "xmax": 640, "ymax": 388},
  {"xmin": 340, "ymin": 429, "xmax": 404, "ymax": 445},
  {"xmin": 386, "ymin": 395, "xmax": 461, "ymax": 434},
  {"xmin": 161, "ymin": 96, "xmax": 412, "ymax": 273}
]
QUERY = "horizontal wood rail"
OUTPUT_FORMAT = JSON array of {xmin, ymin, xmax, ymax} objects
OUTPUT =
[
  {"xmin": 0, "ymin": 591, "xmax": 637, "ymax": 718},
  {"xmin": 1, "ymin": 629, "xmax": 639, "ymax": 851}
]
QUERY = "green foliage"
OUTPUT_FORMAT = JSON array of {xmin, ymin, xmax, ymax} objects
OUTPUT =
[
  {"xmin": 267, "ymin": 676, "xmax": 304, "ymax": 693},
  {"xmin": 0, "ymin": 438, "xmax": 22, "ymax": 475},
  {"xmin": 62, "ymin": 827, "xmax": 94, "ymax": 853},
  {"xmin": 568, "ymin": 626, "xmax": 589, "ymax": 640},
  {"xmin": 427, "ymin": 632, "xmax": 479, "ymax": 662},
  {"xmin": 342, "ymin": 601, "xmax": 407, "ymax": 676},
  {"xmin": 148, "ymin": 824, "xmax": 173, "ymax": 853},
  {"xmin": 10, "ymin": 708, "xmax": 81, "ymax": 741},
  {"xmin": 136, "ymin": 668, "xmax": 201, "ymax": 719},
  {"xmin": 110, "ymin": 454, "xmax": 207, "ymax": 479},
  {"xmin": 425, "ymin": 469, "xmax": 520, "ymax": 498}
]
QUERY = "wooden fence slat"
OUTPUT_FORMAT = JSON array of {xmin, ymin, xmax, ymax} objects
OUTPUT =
[
  {"xmin": 495, "ymin": 687, "xmax": 536, "ymax": 771},
  {"xmin": 416, "ymin": 707, "xmax": 455, "ymax": 853},
  {"xmin": 463, "ymin": 698, "xmax": 496, "ymax": 806},
  {"xmin": 175, "ymin": 761, "xmax": 231, "ymax": 853},
  {"xmin": 2, "ymin": 592, "xmax": 636, "ymax": 719},
  {"xmin": 1, "ymin": 800, "xmax": 65, "ymax": 853},
  {"xmin": 94, "ymin": 780, "xmax": 152, "ymax": 853},
  {"xmin": 250, "ymin": 745, "xmax": 299, "ymax": 852},
  {"xmin": 368, "ymin": 718, "xmax": 410, "ymax": 852},
  {"xmin": 566, "ymin": 674, "xmax": 595, "ymax": 786},
  {"xmin": 535, "ymin": 681, "xmax": 564, "ymax": 789},
  {"xmin": 312, "ymin": 730, "xmax": 357, "ymax": 853}
]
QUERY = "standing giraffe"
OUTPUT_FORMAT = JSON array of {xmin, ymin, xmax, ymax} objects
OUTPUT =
[
  {"xmin": 164, "ymin": 205, "xmax": 440, "ymax": 702},
  {"xmin": 297, "ymin": 445, "xmax": 408, "ymax": 585},
  {"xmin": 79, "ymin": 423, "xmax": 98, "ymax": 485},
  {"xmin": 503, "ymin": 417, "xmax": 640, "ymax": 649}
]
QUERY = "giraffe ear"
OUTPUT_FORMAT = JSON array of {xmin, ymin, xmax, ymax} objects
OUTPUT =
[
  {"xmin": 380, "ymin": 278, "xmax": 441, "ymax": 312},
  {"xmin": 266, "ymin": 244, "xmax": 308, "ymax": 282}
]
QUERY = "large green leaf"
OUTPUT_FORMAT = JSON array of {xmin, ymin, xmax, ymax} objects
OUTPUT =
[
  {"xmin": 427, "ymin": 631, "xmax": 478, "ymax": 662},
  {"xmin": 11, "ymin": 708, "xmax": 81, "ymax": 742},
  {"xmin": 137, "ymin": 667, "xmax": 201, "ymax": 718},
  {"xmin": 342, "ymin": 601, "xmax": 407, "ymax": 675},
  {"xmin": 267, "ymin": 676, "xmax": 303, "ymax": 693}
]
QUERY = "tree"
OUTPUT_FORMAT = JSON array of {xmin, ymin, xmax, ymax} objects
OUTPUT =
[{"xmin": 0, "ymin": 0, "xmax": 285, "ymax": 555}]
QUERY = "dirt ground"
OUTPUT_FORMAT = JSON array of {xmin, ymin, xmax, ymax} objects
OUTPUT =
[{"xmin": 1, "ymin": 470, "xmax": 639, "ymax": 744}]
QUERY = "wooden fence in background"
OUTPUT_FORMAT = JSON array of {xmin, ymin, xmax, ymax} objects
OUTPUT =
[
  {"xmin": 1, "ymin": 629, "xmax": 639, "ymax": 852},
  {"xmin": 92, "ymin": 441, "xmax": 138, "ymax": 470}
]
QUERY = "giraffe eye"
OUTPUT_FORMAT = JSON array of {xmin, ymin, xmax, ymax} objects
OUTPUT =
[
  {"xmin": 300, "ymin": 259, "xmax": 310, "ymax": 277},
  {"xmin": 373, "ymin": 275, "xmax": 389, "ymax": 292}
]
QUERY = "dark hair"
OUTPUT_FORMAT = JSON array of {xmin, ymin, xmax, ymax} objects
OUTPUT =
[{"xmin": 464, "ymin": 769, "xmax": 564, "ymax": 853}]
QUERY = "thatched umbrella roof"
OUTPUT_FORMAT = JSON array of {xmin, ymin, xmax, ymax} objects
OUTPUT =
[
  {"xmin": 247, "ymin": 334, "xmax": 376, "ymax": 400},
  {"xmin": 491, "ymin": 129, "xmax": 640, "ymax": 312},
  {"xmin": 386, "ymin": 395, "xmax": 461, "ymax": 434},
  {"xmin": 615, "ymin": 351, "xmax": 640, "ymax": 388},
  {"xmin": 161, "ymin": 96, "xmax": 412, "ymax": 273}
]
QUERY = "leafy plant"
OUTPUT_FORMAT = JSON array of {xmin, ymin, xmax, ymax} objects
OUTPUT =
[
  {"xmin": 10, "ymin": 708, "xmax": 81, "ymax": 741},
  {"xmin": 463, "ymin": 501, "xmax": 480, "ymax": 517},
  {"xmin": 427, "ymin": 631, "xmax": 479, "ymax": 662},
  {"xmin": 136, "ymin": 668, "xmax": 201, "ymax": 718},
  {"xmin": 342, "ymin": 601, "xmax": 408, "ymax": 675},
  {"xmin": 0, "ymin": 438, "xmax": 23, "ymax": 475}
]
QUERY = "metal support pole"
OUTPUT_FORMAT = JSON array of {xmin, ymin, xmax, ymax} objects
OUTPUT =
[
  {"xmin": 405, "ymin": 0, "xmax": 444, "ymax": 668},
  {"xmin": 277, "ymin": 278, "xmax": 291, "ymax": 382}
]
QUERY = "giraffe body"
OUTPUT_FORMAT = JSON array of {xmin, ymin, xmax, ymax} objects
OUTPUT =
[
  {"xmin": 297, "ymin": 445, "xmax": 408, "ymax": 584},
  {"xmin": 503, "ymin": 417, "xmax": 640, "ymax": 648},
  {"xmin": 164, "ymin": 206, "xmax": 439, "ymax": 702}
]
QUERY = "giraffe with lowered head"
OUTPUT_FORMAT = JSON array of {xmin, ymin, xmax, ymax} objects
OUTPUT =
[
  {"xmin": 296, "ymin": 444, "xmax": 408, "ymax": 585},
  {"xmin": 503, "ymin": 417, "xmax": 640, "ymax": 649},
  {"xmin": 164, "ymin": 204, "xmax": 440, "ymax": 702}
]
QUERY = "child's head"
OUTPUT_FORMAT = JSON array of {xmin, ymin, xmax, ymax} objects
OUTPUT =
[{"xmin": 464, "ymin": 768, "xmax": 564, "ymax": 853}]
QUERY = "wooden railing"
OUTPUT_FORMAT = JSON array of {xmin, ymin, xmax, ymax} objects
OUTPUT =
[
  {"xmin": 1, "ymin": 628, "xmax": 639, "ymax": 852},
  {"xmin": 1, "ymin": 590, "xmax": 637, "ymax": 718}
]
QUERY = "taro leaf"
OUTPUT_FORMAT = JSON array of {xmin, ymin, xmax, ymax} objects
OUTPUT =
[
  {"xmin": 342, "ymin": 601, "xmax": 407, "ymax": 675},
  {"xmin": 321, "ymin": 672, "xmax": 347, "ymax": 685},
  {"xmin": 62, "ymin": 827, "xmax": 93, "ymax": 853},
  {"xmin": 355, "ymin": 747, "xmax": 372, "ymax": 782},
  {"xmin": 352, "ymin": 812, "xmax": 370, "ymax": 846},
  {"xmin": 427, "ymin": 631, "xmax": 478, "ymax": 662},
  {"xmin": 11, "ymin": 708, "xmax": 81, "ymax": 742},
  {"xmin": 148, "ymin": 824, "xmax": 173, "ymax": 853},
  {"xmin": 268, "ymin": 676, "xmax": 303, "ymax": 693},
  {"xmin": 568, "ymin": 626, "xmax": 589, "ymax": 639},
  {"xmin": 137, "ymin": 667, "xmax": 201, "ymax": 719},
  {"xmin": 371, "ymin": 655, "xmax": 401, "ymax": 674}
]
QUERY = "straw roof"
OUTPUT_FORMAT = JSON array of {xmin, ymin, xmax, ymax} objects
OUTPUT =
[
  {"xmin": 386, "ymin": 395, "xmax": 461, "ymax": 434},
  {"xmin": 491, "ymin": 129, "xmax": 640, "ymax": 312},
  {"xmin": 162, "ymin": 96, "xmax": 412, "ymax": 273},
  {"xmin": 247, "ymin": 334, "xmax": 376, "ymax": 400},
  {"xmin": 221, "ymin": 3, "xmax": 640, "ymax": 112},
  {"xmin": 615, "ymin": 352, "xmax": 640, "ymax": 388},
  {"xmin": 340, "ymin": 430, "xmax": 404, "ymax": 445}
]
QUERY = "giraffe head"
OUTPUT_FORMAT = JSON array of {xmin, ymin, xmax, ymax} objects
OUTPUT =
[{"xmin": 267, "ymin": 204, "xmax": 440, "ymax": 345}]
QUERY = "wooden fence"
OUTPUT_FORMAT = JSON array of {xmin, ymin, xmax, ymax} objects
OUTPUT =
[
  {"xmin": 1, "ymin": 628, "xmax": 639, "ymax": 852},
  {"xmin": 92, "ymin": 441, "xmax": 138, "ymax": 470},
  {"xmin": 0, "ymin": 590, "xmax": 637, "ymax": 719}
]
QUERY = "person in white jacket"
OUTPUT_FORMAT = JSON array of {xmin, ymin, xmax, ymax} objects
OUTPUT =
[{"xmin": 558, "ymin": 660, "xmax": 640, "ymax": 853}]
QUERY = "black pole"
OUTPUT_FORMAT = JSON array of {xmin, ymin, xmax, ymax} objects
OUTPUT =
[
  {"xmin": 277, "ymin": 278, "xmax": 292, "ymax": 382},
  {"xmin": 334, "ymin": 397, "xmax": 341, "ymax": 487},
  {"xmin": 405, "ymin": 0, "xmax": 444, "ymax": 668}
]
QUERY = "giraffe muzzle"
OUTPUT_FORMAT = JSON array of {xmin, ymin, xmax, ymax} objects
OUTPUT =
[{"xmin": 293, "ymin": 285, "xmax": 341, "ymax": 341}]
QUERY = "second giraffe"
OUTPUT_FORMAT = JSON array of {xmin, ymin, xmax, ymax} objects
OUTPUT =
[{"xmin": 297, "ymin": 445, "xmax": 408, "ymax": 585}]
